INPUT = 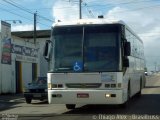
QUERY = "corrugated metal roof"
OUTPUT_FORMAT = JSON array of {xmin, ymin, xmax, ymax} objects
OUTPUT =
[{"xmin": 11, "ymin": 29, "xmax": 51, "ymax": 38}]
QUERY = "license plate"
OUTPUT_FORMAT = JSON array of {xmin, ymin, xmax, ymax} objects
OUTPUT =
[
  {"xmin": 77, "ymin": 93, "xmax": 89, "ymax": 98},
  {"xmin": 33, "ymin": 94, "xmax": 41, "ymax": 97}
]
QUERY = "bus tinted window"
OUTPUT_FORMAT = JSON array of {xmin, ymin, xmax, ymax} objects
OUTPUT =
[
  {"xmin": 84, "ymin": 26, "xmax": 118, "ymax": 71},
  {"xmin": 53, "ymin": 26, "xmax": 83, "ymax": 72}
]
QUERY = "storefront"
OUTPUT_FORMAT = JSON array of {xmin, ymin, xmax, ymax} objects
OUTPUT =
[{"xmin": 0, "ymin": 21, "xmax": 50, "ymax": 94}]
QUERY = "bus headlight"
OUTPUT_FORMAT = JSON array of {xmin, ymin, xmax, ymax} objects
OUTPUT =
[
  {"xmin": 48, "ymin": 83, "xmax": 64, "ymax": 89},
  {"xmin": 105, "ymin": 94, "xmax": 111, "ymax": 98},
  {"xmin": 105, "ymin": 94, "xmax": 116, "ymax": 98},
  {"xmin": 48, "ymin": 83, "xmax": 52, "ymax": 89}
]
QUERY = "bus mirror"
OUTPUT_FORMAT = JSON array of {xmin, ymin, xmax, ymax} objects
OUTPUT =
[
  {"xmin": 124, "ymin": 42, "xmax": 131, "ymax": 56},
  {"xmin": 43, "ymin": 40, "xmax": 52, "ymax": 61},
  {"xmin": 123, "ymin": 58, "xmax": 129, "ymax": 67}
]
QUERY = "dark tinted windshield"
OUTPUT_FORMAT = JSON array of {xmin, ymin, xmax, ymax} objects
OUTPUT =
[
  {"xmin": 54, "ymin": 26, "xmax": 83, "ymax": 72},
  {"xmin": 84, "ymin": 26, "xmax": 118, "ymax": 71},
  {"xmin": 53, "ymin": 24, "xmax": 120, "ymax": 72}
]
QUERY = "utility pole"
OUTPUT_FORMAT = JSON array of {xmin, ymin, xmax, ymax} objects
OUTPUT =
[
  {"xmin": 34, "ymin": 12, "xmax": 37, "ymax": 44},
  {"xmin": 79, "ymin": 0, "xmax": 82, "ymax": 19}
]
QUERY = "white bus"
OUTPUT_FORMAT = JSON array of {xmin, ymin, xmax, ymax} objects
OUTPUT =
[{"xmin": 44, "ymin": 19, "xmax": 146, "ymax": 109}]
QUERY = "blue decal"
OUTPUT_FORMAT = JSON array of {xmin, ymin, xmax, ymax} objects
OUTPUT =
[{"xmin": 73, "ymin": 62, "xmax": 83, "ymax": 72}]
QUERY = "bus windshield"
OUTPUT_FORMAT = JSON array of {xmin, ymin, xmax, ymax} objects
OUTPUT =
[{"xmin": 52, "ymin": 24, "xmax": 120, "ymax": 72}]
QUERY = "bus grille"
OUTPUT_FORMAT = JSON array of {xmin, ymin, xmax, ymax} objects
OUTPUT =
[
  {"xmin": 30, "ymin": 89, "xmax": 45, "ymax": 93},
  {"xmin": 66, "ymin": 83, "xmax": 102, "ymax": 88}
]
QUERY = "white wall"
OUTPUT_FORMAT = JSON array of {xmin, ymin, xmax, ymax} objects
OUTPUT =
[
  {"xmin": 12, "ymin": 36, "xmax": 36, "ymax": 48},
  {"xmin": 1, "ymin": 64, "xmax": 12, "ymax": 93},
  {"xmin": 22, "ymin": 62, "xmax": 32, "ymax": 88},
  {"xmin": 0, "ymin": 21, "xmax": 12, "ymax": 94},
  {"xmin": 36, "ymin": 38, "xmax": 49, "ymax": 77}
]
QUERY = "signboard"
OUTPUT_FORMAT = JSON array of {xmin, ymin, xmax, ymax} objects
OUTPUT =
[
  {"xmin": 15, "ymin": 55, "xmax": 37, "ymax": 63},
  {"xmin": 11, "ymin": 44, "xmax": 38, "ymax": 63},
  {"xmin": 11, "ymin": 44, "xmax": 38, "ymax": 57},
  {"xmin": 1, "ymin": 21, "xmax": 12, "ymax": 65}
]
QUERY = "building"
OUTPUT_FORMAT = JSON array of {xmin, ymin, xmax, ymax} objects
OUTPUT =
[{"xmin": 0, "ymin": 21, "xmax": 50, "ymax": 94}]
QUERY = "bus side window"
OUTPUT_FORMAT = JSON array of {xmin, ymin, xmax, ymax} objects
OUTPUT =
[{"xmin": 124, "ymin": 42, "xmax": 131, "ymax": 56}]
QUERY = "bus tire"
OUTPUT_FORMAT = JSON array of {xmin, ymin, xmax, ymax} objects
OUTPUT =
[
  {"xmin": 25, "ymin": 98, "xmax": 32, "ymax": 104},
  {"xmin": 66, "ymin": 104, "xmax": 76, "ymax": 109}
]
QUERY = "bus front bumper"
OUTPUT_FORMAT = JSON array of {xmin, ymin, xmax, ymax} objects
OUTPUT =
[{"xmin": 48, "ymin": 89, "xmax": 125, "ymax": 104}]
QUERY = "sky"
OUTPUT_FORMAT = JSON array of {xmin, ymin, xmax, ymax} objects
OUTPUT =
[{"xmin": 0, "ymin": 0, "xmax": 160, "ymax": 71}]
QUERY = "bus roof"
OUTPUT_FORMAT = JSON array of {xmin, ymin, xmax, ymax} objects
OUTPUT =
[
  {"xmin": 52, "ymin": 19, "xmax": 125, "ymax": 27},
  {"xmin": 52, "ymin": 19, "xmax": 143, "ymax": 43}
]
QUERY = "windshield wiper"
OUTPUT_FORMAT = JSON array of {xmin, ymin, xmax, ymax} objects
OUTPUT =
[{"xmin": 56, "ymin": 67, "xmax": 71, "ymax": 71}]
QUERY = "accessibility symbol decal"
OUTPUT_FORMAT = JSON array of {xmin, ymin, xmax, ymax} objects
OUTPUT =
[{"xmin": 73, "ymin": 62, "xmax": 83, "ymax": 72}]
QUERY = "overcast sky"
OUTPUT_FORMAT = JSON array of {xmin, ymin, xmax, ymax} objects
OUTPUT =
[{"xmin": 0, "ymin": 0, "xmax": 160, "ymax": 71}]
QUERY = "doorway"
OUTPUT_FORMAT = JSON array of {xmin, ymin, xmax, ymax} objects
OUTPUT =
[
  {"xmin": 15, "ymin": 61, "xmax": 22, "ymax": 93},
  {"xmin": 32, "ymin": 63, "xmax": 37, "ymax": 82}
]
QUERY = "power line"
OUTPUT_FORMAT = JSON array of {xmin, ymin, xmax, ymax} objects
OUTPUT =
[
  {"xmin": 3, "ymin": 0, "xmax": 33, "ymax": 14},
  {"xmin": 3, "ymin": 0, "xmax": 151, "ymax": 10},
  {"xmin": 83, "ymin": 3, "xmax": 95, "ymax": 18},
  {"xmin": 140, "ymin": 34, "xmax": 160, "ymax": 36},
  {"xmin": 1, "ymin": 0, "xmax": 160, "ymax": 27},
  {"xmin": 0, "ymin": 3, "xmax": 33, "ymax": 22},
  {"xmin": 2, "ymin": 0, "xmax": 54, "ymax": 23},
  {"xmin": 27, "ymin": 0, "xmax": 153, "ymax": 10},
  {"xmin": 0, "ymin": 3, "xmax": 50, "ymax": 27},
  {"xmin": 113, "ymin": 4, "xmax": 160, "ymax": 13},
  {"xmin": 37, "ymin": 15, "xmax": 54, "ymax": 23},
  {"xmin": 85, "ymin": 0, "xmax": 153, "ymax": 7},
  {"xmin": 91, "ymin": 2, "xmax": 160, "ymax": 13}
]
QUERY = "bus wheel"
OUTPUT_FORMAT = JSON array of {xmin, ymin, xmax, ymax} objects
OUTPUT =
[
  {"xmin": 25, "ymin": 98, "xmax": 32, "ymax": 104},
  {"xmin": 66, "ymin": 104, "xmax": 76, "ymax": 109}
]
